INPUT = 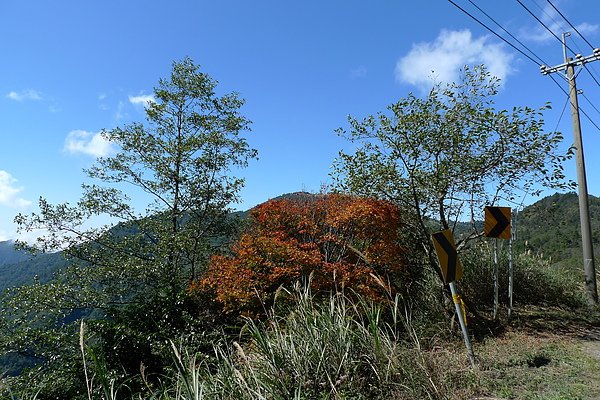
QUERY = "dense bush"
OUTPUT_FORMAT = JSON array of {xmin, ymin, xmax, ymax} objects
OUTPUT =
[
  {"xmin": 191, "ymin": 193, "xmax": 408, "ymax": 316},
  {"xmin": 459, "ymin": 242, "xmax": 586, "ymax": 312}
]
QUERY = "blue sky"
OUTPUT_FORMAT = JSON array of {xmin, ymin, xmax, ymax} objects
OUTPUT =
[{"xmin": 1, "ymin": 0, "xmax": 600, "ymax": 240}]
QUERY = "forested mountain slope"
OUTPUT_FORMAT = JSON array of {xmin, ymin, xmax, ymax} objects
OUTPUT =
[{"xmin": 515, "ymin": 192, "xmax": 600, "ymax": 267}]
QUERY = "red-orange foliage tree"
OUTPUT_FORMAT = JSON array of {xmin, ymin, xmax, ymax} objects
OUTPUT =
[{"xmin": 190, "ymin": 193, "xmax": 406, "ymax": 315}]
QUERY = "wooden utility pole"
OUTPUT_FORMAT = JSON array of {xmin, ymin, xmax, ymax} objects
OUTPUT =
[{"xmin": 540, "ymin": 33, "xmax": 599, "ymax": 305}]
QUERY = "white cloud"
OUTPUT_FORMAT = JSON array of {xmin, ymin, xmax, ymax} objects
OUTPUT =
[
  {"xmin": 64, "ymin": 130, "xmax": 115, "ymax": 158},
  {"xmin": 395, "ymin": 29, "xmax": 514, "ymax": 92},
  {"xmin": 0, "ymin": 170, "xmax": 31, "ymax": 209},
  {"xmin": 6, "ymin": 89, "xmax": 42, "ymax": 102},
  {"xmin": 128, "ymin": 94, "xmax": 156, "ymax": 106}
]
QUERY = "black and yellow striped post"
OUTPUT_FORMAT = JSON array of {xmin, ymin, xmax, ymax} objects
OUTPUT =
[
  {"xmin": 432, "ymin": 229, "xmax": 475, "ymax": 367},
  {"xmin": 431, "ymin": 229, "xmax": 463, "ymax": 285}
]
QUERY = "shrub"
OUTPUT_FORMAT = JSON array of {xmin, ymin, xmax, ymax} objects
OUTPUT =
[
  {"xmin": 459, "ymin": 242, "xmax": 586, "ymax": 312},
  {"xmin": 191, "ymin": 193, "xmax": 408, "ymax": 316}
]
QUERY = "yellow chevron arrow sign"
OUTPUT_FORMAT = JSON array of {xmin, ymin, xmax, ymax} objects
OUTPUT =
[
  {"xmin": 431, "ymin": 229, "xmax": 463, "ymax": 284},
  {"xmin": 484, "ymin": 206, "xmax": 511, "ymax": 239}
]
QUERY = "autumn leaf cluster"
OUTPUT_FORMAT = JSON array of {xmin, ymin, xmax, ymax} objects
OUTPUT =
[{"xmin": 191, "ymin": 193, "xmax": 406, "ymax": 315}]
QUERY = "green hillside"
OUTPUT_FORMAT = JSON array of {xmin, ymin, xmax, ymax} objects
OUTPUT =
[
  {"xmin": 0, "ymin": 242, "xmax": 68, "ymax": 292},
  {"xmin": 0, "ymin": 241, "xmax": 30, "ymax": 266},
  {"xmin": 515, "ymin": 192, "xmax": 600, "ymax": 268},
  {"xmin": 0, "ymin": 252, "xmax": 68, "ymax": 292}
]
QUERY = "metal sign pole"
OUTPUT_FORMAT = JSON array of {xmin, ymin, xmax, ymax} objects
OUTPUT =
[
  {"xmin": 508, "ymin": 210, "xmax": 515, "ymax": 318},
  {"xmin": 449, "ymin": 281, "xmax": 475, "ymax": 367},
  {"xmin": 493, "ymin": 238, "xmax": 499, "ymax": 320}
]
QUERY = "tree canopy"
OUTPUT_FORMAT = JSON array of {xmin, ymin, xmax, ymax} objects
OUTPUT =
[
  {"xmin": 332, "ymin": 65, "xmax": 573, "ymax": 266},
  {"xmin": 2, "ymin": 57, "xmax": 257, "ymax": 395}
]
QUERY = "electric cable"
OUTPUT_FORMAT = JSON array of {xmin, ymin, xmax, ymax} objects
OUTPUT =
[
  {"xmin": 545, "ymin": 0, "xmax": 595, "ymax": 50},
  {"xmin": 580, "ymin": 90, "xmax": 600, "ymax": 118},
  {"xmin": 548, "ymin": 73, "xmax": 600, "ymax": 132},
  {"xmin": 515, "ymin": 0, "xmax": 577, "ymax": 56},
  {"xmin": 553, "ymin": 91, "xmax": 570, "ymax": 133},
  {"xmin": 514, "ymin": 0, "xmax": 600, "ymax": 130},
  {"xmin": 535, "ymin": 0, "xmax": 600, "ymax": 89},
  {"xmin": 465, "ymin": 0, "xmax": 548, "ymax": 65},
  {"xmin": 449, "ymin": 0, "xmax": 600, "ymax": 132},
  {"xmin": 583, "ymin": 64, "xmax": 600, "ymax": 89},
  {"xmin": 447, "ymin": 0, "xmax": 543, "ymax": 66}
]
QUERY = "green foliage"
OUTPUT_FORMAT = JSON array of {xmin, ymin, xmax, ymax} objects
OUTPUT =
[
  {"xmin": 515, "ymin": 192, "xmax": 600, "ymax": 268},
  {"xmin": 332, "ymin": 65, "xmax": 573, "ymax": 273},
  {"xmin": 459, "ymin": 243, "xmax": 586, "ymax": 312},
  {"xmin": 129, "ymin": 284, "xmax": 458, "ymax": 399},
  {"xmin": 1, "ymin": 57, "xmax": 256, "ymax": 396}
]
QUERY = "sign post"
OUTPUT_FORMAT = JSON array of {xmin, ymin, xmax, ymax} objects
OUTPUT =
[
  {"xmin": 484, "ymin": 206, "xmax": 511, "ymax": 319},
  {"xmin": 508, "ymin": 209, "xmax": 516, "ymax": 318},
  {"xmin": 431, "ymin": 229, "xmax": 475, "ymax": 367},
  {"xmin": 493, "ymin": 239, "xmax": 499, "ymax": 319}
]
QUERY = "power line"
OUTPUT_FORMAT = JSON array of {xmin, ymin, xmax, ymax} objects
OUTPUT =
[
  {"xmin": 552, "ymin": 91, "xmax": 570, "ymax": 133},
  {"xmin": 547, "ymin": 73, "xmax": 600, "ymax": 132},
  {"xmin": 514, "ymin": 0, "xmax": 600, "ymax": 129},
  {"xmin": 545, "ymin": 0, "xmax": 595, "ymax": 50},
  {"xmin": 536, "ymin": 0, "xmax": 600, "ymax": 90},
  {"xmin": 515, "ymin": 0, "xmax": 577, "ymax": 56},
  {"xmin": 447, "ymin": 0, "xmax": 543, "ymax": 66},
  {"xmin": 580, "ymin": 89, "xmax": 600, "ymax": 118},
  {"xmin": 448, "ymin": 0, "xmax": 600, "ymax": 132},
  {"xmin": 583, "ymin": 64, "xmax": 600, "ymax": 89},
  {"xmin": 466, "ymin": 0, "xmax": 548, "ymax": 65}
]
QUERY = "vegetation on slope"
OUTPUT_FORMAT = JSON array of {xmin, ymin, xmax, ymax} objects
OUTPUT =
[
  {"xmin": 1, "ymin": 60, "xmax": 597, "ymax": 399},
  {"xmin": 516, "ymin": 192, "xmax": 600, "ymax": 268}
]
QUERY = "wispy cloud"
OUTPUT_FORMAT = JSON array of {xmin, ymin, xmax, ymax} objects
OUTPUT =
[
  {"xmin": 64, "ymin": 130, "xmax": 115, "ymax": 158},
  {"xmin": 129, "ymin": 94, "xmax": 156, "ymax": 106},
  {"xmin": 115, "ymin": 101, "xmax": 126, "ymax": 121},
  {"xmin": 395, "ymin": 29, "xmax": 513, "ymax": 92},
  {"xmin": 520, "ymin": 2, "xmax": 598, "ymax": 43},
  {"xmin": 6, "ymin": 89, "xmax": 42, "ymax": 102},
  {"xmin": 350, "ymin": 66, "xmax": 368, "ymax": 79},
  {"xmin": 0, "ymin": 170, "xmax": 31, "ymax": 209}
]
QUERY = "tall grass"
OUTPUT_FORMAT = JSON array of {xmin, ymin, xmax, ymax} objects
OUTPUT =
[
  {"xmin": 72, "ymin": 282, "xmax": 459, "ymax": 399},
  {"xmin": 143, "ymin": 283, "xmax": 461, "ymax": 400},
  {"xmin": 460, "ymin": 243, "xmax": 586, "ymax": 311}
]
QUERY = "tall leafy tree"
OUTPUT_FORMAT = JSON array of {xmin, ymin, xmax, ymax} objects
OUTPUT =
[
  {"xmin": 2, "ymin": 57, "xmax": 257, "ymax": 394},
  {"xmin": 332, "ymin": 65, "xmax": 572, "ymax": 273}
]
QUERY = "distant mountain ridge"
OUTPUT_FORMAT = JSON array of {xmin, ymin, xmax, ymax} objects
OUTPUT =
[
  {"xmin": 0, "ymin": 241, "xmax": 67, "ymax": 292},
  {"xmin": 0, "ymin": 192, "xmax": 598, "ymax": 294},
  {"xmin": 0, "ymin": 241, "xmax": 30, "ymax": 266}
]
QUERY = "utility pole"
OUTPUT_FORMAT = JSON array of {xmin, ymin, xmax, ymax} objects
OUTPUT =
[{"xmin": 540, "ymin": 33, "xmax": 599, "ymax": 305}]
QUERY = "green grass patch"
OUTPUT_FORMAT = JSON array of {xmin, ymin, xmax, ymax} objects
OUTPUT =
[{"xmin": 472, "ymin": 330, "xmax": 600, "ymax": 400}]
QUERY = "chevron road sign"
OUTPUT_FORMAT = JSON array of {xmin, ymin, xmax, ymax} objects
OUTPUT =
[
  {"xmin": 484, "ymin": 206, "xmax": 511, "ymax": 239},
  {"xmin": 431, "ymin": 229, "xmax": 463, "ymax": 284}
]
